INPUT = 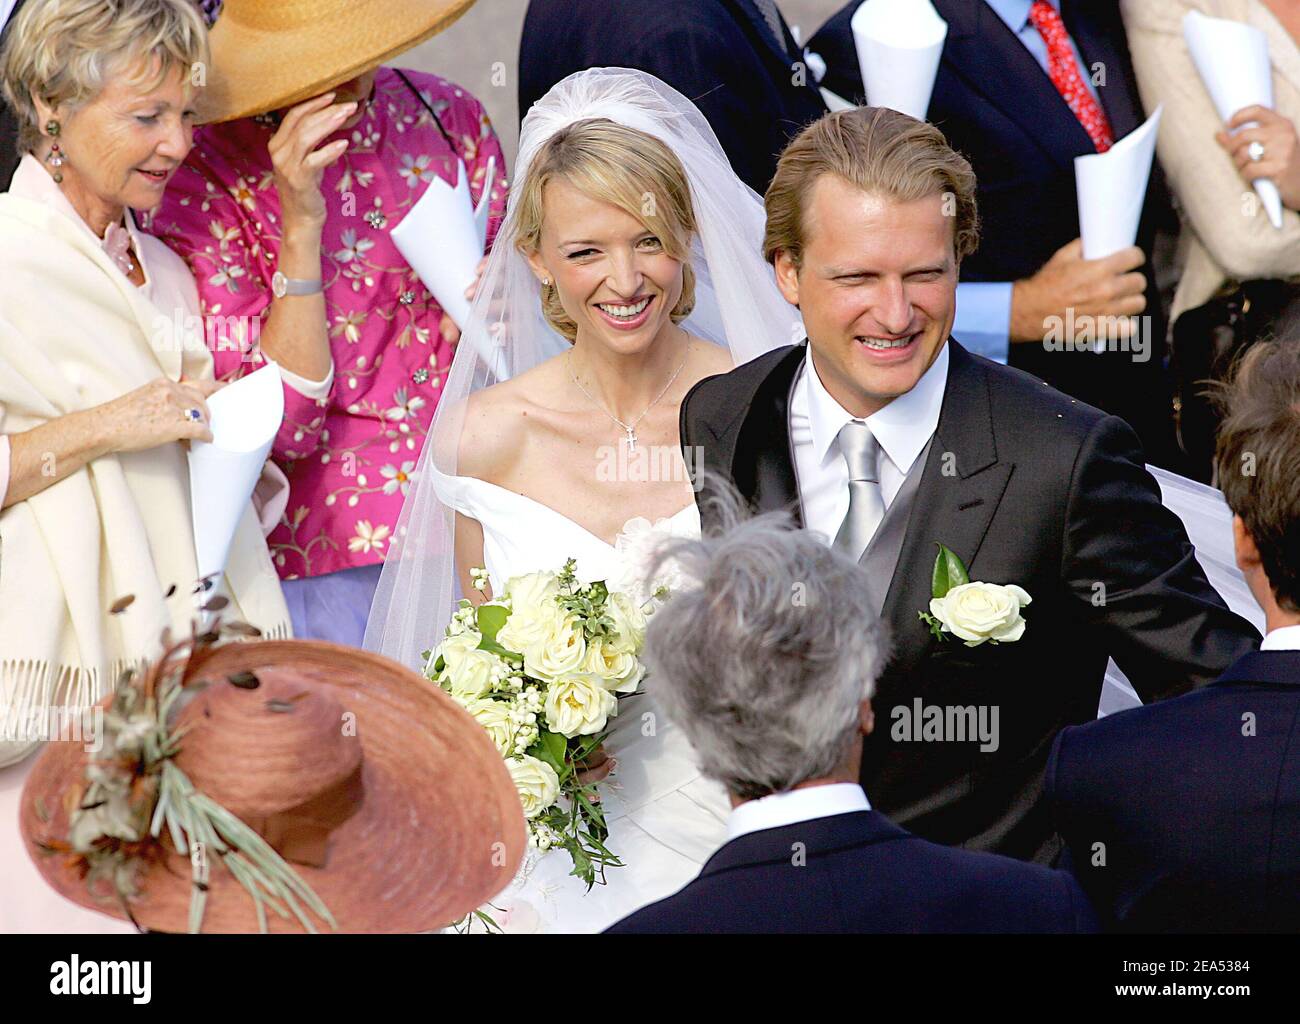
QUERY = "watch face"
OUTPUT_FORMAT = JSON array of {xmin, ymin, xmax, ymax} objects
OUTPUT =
[{"xmin": 272, "ymin": 271, "xmax": 286, "ymax": 298}]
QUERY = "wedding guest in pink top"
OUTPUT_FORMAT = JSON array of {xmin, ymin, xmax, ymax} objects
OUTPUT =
[{"xmin": 145, "ymin": 0, "xmax": 507, "ymax": 645}]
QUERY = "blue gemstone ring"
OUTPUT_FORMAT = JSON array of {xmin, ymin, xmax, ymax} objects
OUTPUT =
[{"xmin": 186, "ymin": 408, "xmax": 203, "ymax": 422}]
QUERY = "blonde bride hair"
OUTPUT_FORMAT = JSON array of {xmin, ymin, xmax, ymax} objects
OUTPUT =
[{"xmin": 513, "ymin": 117, "xmax": 698, "ymax": 342}]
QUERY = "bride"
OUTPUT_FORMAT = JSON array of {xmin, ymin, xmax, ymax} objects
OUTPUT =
[{"xmin": 363, "ymin": 68, "xmax": 799, "ymax": 932}]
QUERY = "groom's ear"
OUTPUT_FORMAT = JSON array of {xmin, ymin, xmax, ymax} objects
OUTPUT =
[{"xmin": 773, "ymin": 249, "xmax": 802, "ymax": 308}]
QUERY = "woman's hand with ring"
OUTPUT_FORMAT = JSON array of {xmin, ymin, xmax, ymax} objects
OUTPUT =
[
  {"xmin": 1216, "ymin": 105, "xmax": 1300, "ymax": 210},
  {"xmin": 99, "ymin": 377, "xmax": 222, "ymax": 454}
]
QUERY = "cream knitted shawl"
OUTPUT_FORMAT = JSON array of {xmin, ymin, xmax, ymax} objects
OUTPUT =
[{"xmin": 0, "ymin": 190, "xmax": 290, "ymax": 766}]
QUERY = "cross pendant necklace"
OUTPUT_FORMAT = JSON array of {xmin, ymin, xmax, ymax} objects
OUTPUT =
[{"xmin": 567, "ymin": 348, "xmax": 689, "ymax": 454}]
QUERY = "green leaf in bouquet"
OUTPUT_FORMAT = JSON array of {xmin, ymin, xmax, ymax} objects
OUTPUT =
[
  {"xmin": 475, "ymin": 603, "xmax": 510, "ymax": 645},
  {"xmin": 568, "ymin": 842, "xmax": 595, "ymax": 888},
  {"xmin": 530, "ymin": 730, "xmax": 569, "ymax": 776},
  {"xmin": 931, "ymin": 543, "xmax": 970, "ymax": 599}
]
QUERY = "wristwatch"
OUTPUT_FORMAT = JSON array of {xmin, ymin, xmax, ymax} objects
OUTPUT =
[{"xmin": 271, "ymin": 270, "xmax": 323, "ymax": 299}]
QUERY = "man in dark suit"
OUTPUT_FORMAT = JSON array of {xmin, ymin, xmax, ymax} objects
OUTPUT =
[
  {"xmin": 606, "ymin": 492, "xmax": 1097, "ymax": 934},
  {"xmin": 517, "ymin": 0, "xmax": 827, "ymax": 195},
  {"xmin": 808, "ymin": 0, "xmax": 1181, "ymax": 470},
  {"xmin": 1048, "ymin": 341, "xmax": 1300, "ymax": 932},
  {"xmin": 680, "ymin": 107, "xmax": 1259, "ymax": 864}
]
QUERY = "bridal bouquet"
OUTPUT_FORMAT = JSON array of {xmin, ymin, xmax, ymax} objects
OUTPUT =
[{"xmin": 423, "ymin": 559, "xmax": 648, "ymax": 888}]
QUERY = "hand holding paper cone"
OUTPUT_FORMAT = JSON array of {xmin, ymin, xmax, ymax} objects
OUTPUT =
[
  {"xmin": 1183, "ymin": 9, "xmax": 1285, "ymax": 229},
  {"xmin": 188, "ymin": 362, "xmax": 285, "ymax": 589}
]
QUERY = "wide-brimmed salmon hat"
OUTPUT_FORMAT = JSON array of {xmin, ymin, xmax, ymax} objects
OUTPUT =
[
  {"xmin": 21, "ymin": 638, "xmax": 526, "ymax": 933},
  {"xmin": 197, "ymin": 0, "xmax": 479, "ymax": 123}
]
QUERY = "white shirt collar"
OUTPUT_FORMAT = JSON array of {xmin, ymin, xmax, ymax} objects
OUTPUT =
[
  {"xmin": 1260, "ymin": 624, "xmax": 1300, "ymax": 652},
  {"xmin": 726, "ymin": 782, "xmax": 872, "ymax": 841},
  {"xmin": 805, "ymin": 340, "xmax": 950, "ymax": 476}
]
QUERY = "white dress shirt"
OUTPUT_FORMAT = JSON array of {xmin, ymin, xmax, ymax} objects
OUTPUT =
[
  {"xmin": 1260, "ymin": 625, "xmax": 1300, "ymax": 651},
  {"xmin": 791, "ymin": 341, "xmax": 950, "ymax": 546},
  {"xmin": 727, "ymin": 782, "xmax": 872, "ymax": 841}
]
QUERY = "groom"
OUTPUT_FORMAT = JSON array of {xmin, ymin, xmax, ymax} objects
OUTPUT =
[{"xmin": 680, "ymin": 107, "xmax": 1260, "ymax": 864}]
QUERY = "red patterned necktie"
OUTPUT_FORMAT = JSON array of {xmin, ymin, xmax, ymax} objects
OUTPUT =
[{"xmin": 1027, "ymin": 0, "xmax": 1113, "ymax": 152}]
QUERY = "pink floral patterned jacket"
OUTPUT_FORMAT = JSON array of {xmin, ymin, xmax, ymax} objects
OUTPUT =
[{"xmin": 145, "ymin": 68, "xmax": 507, "ymax": 579}]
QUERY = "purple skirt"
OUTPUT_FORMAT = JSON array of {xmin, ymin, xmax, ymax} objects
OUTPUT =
[{"xmin": 280, "ymin": 564, "xmax": 383, "ymax": 648}]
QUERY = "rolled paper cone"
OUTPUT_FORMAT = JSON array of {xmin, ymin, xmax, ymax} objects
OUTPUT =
[
  {"xmin": 850, "ymin": 0, "xmax": 948, "ymax": 119},
  {"xmin": 821, "ymin": 87, "xmax": 857, "ymax": 112},
  {"xmin": 1183, "ymin": 9, "xmax": 1284, "ymax": 229},
  {"xmin": 391, "ymin": 157, "xmax": 485, "ymax": 330},
  {"xmin": 1075, "ymin": 105, "xmax": 1163, "ymax": 261},
  {"xmin": 188, "ymin": 361, "xmax": 283, "ymax": 591}
]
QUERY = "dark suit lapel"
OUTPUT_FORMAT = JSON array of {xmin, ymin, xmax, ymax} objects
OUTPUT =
[
  {"xmin": 936, "ymin": 0, "xmax": 1094, "ymax": 168},
  {"xmin": 725, "ymin": 0, "xmax": 796, "ymax": 68},
  {"xmin": 878, "ymin": 342, "xmax": 1015, "ymax": 679},
  {"xmin": 1063, "ymin": 1, "xmax": 1140, "ymax": 139},
  {"xmin": 722, "ymin": 343, "xmax": 806, "ymax": 527}
]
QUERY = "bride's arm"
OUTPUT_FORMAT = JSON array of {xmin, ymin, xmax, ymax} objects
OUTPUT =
[{"xmin": 454, "ymin": 510, "xmax": 492, "ymax": 604}]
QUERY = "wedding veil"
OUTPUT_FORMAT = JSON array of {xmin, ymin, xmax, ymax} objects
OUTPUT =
[{"xmin": 364, "ymin": 68, "xmax": 801, "ymax": 669}]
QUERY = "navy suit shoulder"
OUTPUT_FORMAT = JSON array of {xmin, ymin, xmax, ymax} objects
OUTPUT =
[
  {"xmin": 606, "ymin": 811, "xmax": 1097, "ymax": 933},
  {"xmin": 1048, "ymin": 651, "xmax": 1300, "ymax": 931}
]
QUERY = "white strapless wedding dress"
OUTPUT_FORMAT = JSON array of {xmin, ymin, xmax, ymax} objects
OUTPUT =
[{"xmin": 437, "ymin": 473, "xmax": 731, "ymax": 933}]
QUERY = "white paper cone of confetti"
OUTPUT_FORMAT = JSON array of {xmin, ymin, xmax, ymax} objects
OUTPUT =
[{"xmin": 850, "ymin": 0, "xmax": 948, "ymax": 120}]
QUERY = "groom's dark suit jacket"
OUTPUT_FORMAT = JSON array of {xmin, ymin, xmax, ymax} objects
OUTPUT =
[
  {"xmin": 1047, "ymin": 650, "xmax": 1300, "ymax": 932},
  {"xmin": 606, "ymin": 810, "xmax": 1097, "ymax": 933},
  {"xmin": 680, "ymin": 340, "xmax": 1260, "ymax": 862}
]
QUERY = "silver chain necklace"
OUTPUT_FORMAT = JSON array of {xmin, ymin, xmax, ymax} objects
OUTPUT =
[{"xmin": 567, "ymin": 347, "xmax": 689, "ymax": 452}]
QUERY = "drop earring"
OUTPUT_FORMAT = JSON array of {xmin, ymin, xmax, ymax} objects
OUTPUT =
[{"xmin": 44, "ymin": 119, "xmax": 64, "ymax": 184}]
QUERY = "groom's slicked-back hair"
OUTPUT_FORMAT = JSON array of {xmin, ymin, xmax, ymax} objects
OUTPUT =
[
  {"xmin": 1213, "ymin": 340, "xmax": 1300, "ymax": 611},
  {"xmin": 763, "ymin": 106, "xmax": 979, "ymax": 269}
]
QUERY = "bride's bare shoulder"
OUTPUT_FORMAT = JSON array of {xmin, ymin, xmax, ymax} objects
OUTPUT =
[
  {"xmin": 688, "ymin": 337, "xmax": 736, "ymax": 378},
  {"xmin": 681, "ymin": 337, "xmax": 738, "ymax": 394},
  {"xmin": 457, "ymin": 354, "xmax": 570, "ymax": 479}
]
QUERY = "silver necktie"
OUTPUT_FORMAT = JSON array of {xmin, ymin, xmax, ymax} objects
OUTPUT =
[
  {"xmin": 833, "ymin": 420, "xmax": 885, "ymax": 561},
  {"xmin": 753, "ymin": 0, "xmax": 789, "ymax": 55}
]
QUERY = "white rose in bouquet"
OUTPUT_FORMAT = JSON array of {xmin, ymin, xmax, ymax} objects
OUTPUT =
[
  {"xmin": 524, "ymin": 612, "xmax": 587, "ymax": 682},
  {"xmin": 508, "ymin": 754, "xmax": 561, "ymax": 819},
  {"xmin": 433, "ymin": 628, "xmax": 481, "ymax": 667},
  {"xmin": 928, "ymin": 582, "xmax": 1032, "ymax": 646},
  {"xmin": 505, "ymin": 569, "xmax": 560, "ymax": 608},
  {"xmin": 582, "ymin": 638, "xmax": 645, "ymax": 694},
  {"xmin": 442, "ymin": 645, "xmax": 500, "ymax": 700},
  {"xmin": 604, "ymin": 589, "xmax": 647, "ymax": 654},
  {"xmin": 461, "ymin": 697, "xmax": 516, "ymax": 756},
  {"xmin": 497, "ymin": 572, "xmax": 563, "ymax": 654},
  {"xmin": 544, "ymin": 672, "xmax": 619, "ymax": 737}
]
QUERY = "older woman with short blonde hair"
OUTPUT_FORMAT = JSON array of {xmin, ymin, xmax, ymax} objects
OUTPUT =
[{"xmin": 0, "ymin": 0, "xmax": 290, "ymax": 767}]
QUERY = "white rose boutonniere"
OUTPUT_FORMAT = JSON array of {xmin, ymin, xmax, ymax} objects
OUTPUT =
[{"xmin": 919, "ymin": 544, "xmax": 1031, "ymax": 647}]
